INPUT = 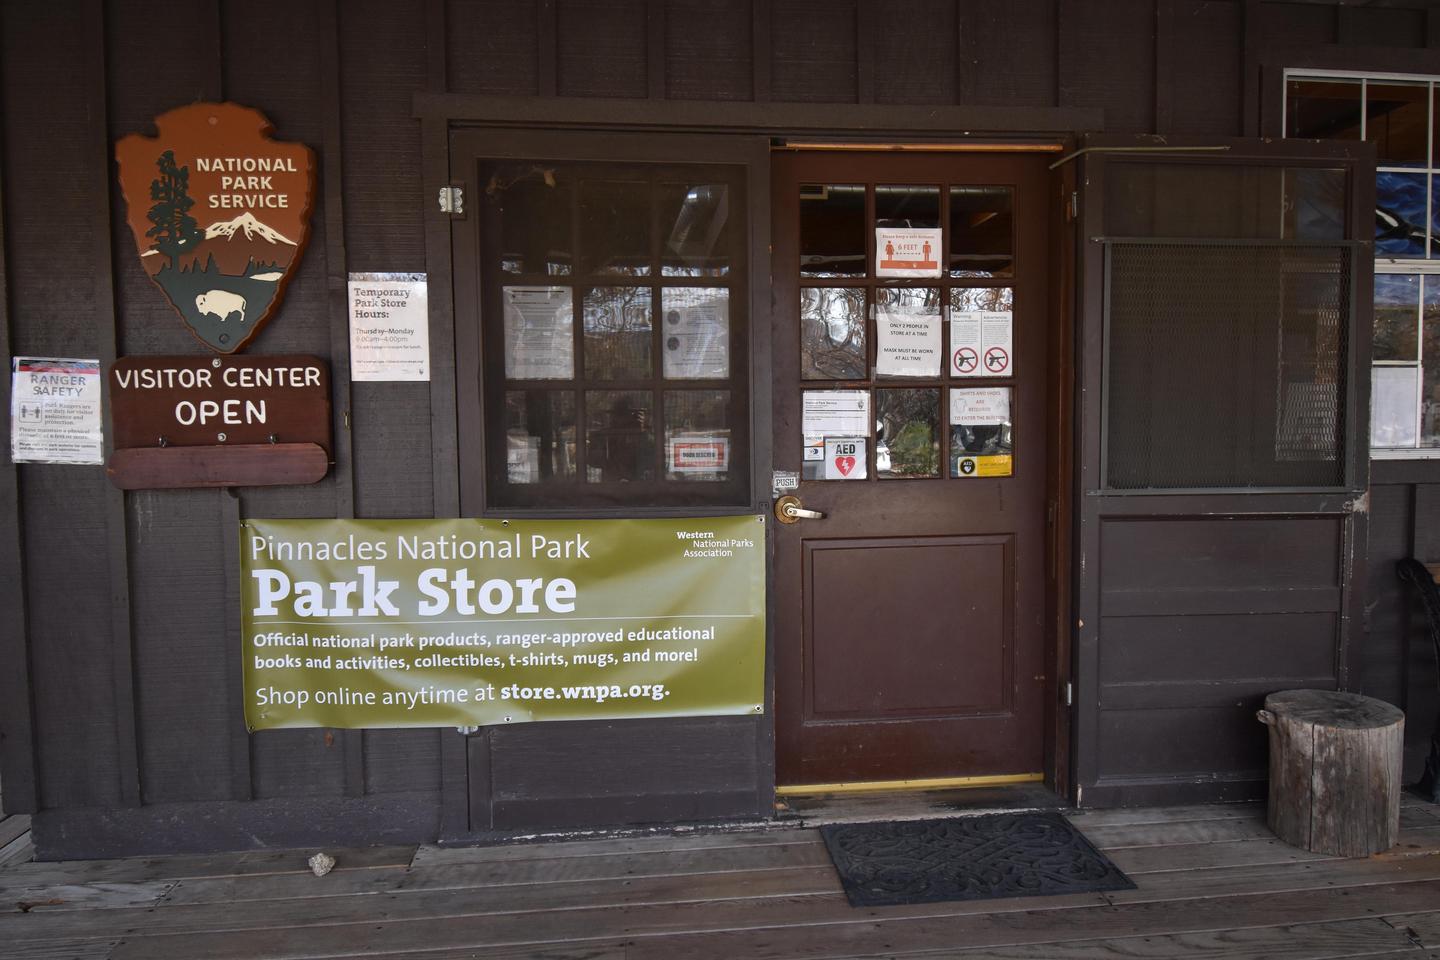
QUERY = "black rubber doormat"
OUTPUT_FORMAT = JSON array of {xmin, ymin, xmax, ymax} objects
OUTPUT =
[{"xmin": 819, "ymin": 811, "xmax": 1136, "ymax": 907}]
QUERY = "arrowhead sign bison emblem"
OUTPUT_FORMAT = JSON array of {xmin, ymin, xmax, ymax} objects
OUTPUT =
[{"xmin": 115, "ymin": 103, "xmax": 315, "ymax": 354}]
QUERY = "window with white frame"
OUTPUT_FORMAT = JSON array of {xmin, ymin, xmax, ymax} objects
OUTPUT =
[{"xmin": 1287, "ymin": 71, "xmax": 1440, "ymax": 457}]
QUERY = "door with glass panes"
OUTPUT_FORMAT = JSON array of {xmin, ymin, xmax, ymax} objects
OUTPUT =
[{"xmin": 772, "ymin": 152, "xmax": 1049, "ymax": 786}]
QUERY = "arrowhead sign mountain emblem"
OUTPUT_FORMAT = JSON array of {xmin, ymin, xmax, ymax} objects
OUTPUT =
[{"xmin": 115, "ymin": 103, "xmax": 315, "ymax": 353}]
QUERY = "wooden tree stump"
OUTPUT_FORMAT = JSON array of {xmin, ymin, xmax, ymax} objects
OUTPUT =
[{"xmin": 1258, "ymin": 690, "xmax": 1404, "ymax": 857}]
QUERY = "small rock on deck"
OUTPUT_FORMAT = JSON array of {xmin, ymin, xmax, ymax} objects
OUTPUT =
[{"xmin": 4, "ymin": 797, "xmax": 1440, "ymax": 959}]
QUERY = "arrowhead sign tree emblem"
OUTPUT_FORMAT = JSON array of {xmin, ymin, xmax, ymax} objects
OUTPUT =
[{"xmin": 115, "ymin": 103, "xmax": 315, "ymax": 353}]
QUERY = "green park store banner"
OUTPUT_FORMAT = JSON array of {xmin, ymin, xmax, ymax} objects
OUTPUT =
[{"xmin": 241, "ymin": 515, "xmax": 766, "ymax": 730}]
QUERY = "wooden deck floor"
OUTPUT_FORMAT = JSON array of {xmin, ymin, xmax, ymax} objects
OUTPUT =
[{"xmin": 4, "ymin": 797, "xmax": 1440, "ymax": 959}]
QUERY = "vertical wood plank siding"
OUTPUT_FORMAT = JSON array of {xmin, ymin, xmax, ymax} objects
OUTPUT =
[
  {"xmin": 418, "ymin": 0, "xmax": 470, "ymax": 837},
  {"xmin": 5, "ymin": 0, "xmax": 124, "ymax": 812},
  {"xmin": 0, "ymin": 0, "xmax": 1435, "ymax": 846},
  {"xmin": 0, "ymin": 1, "xmax": 37, "ymax": 817},
  {"xmin": 218, "ymin": 0, "xmax": 348, "ymax": 806},
  {"xmin": 339, "ymin": 0, "xmax": 447, "ymax": 805},
  {"xmin": 316, "ymin": 0, "xmax": 365, "ymax": 799},
  {"xmin": 873, "ymin": 0, "xmax": 955, "ymax": 105},
  {"xmin": 771, "ymin": 0, "xmax": 858, "ymax": 104},
  {"xmin": 85, "ymin": 0, "xmax": 141, "ymax": 809},
  {"xmin": 107, "ymin": 0, "xmax": 231, "ymax": 807},
  {"xmin": 666, "ymin": 0, "xmax": 751, "ymax": 102}
]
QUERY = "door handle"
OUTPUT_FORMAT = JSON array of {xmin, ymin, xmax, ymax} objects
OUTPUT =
[{"xmin": 775, "ymin": 495, "xmax": 825, "ymax": 524}]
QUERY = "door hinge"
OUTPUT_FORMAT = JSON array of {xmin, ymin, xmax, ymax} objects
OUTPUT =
[
  {"xmin": 438, "ymin": 184, "xmax": 465, "ymax": 217},
  {"xmin": 1064, "ymin": 681, "xmax": 1074, "ymax": 707}
]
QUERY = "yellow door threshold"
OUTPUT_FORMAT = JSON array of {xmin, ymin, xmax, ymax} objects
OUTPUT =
[{"xmin": 776, "ymin": 772, "xmax": 1044, "ymax": 796}]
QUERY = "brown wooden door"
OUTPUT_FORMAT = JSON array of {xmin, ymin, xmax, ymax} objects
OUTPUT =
[{"xmin": 772, "ymin": 151, "xmax": 1050, "ymax": 786}]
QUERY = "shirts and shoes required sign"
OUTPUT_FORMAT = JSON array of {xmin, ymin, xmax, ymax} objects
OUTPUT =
[{"xmin": 242, "ymin": 515, "xmax": 766, "ymax": 729}]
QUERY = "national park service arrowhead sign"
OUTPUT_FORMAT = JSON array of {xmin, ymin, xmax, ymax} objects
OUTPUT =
[{"xmin": 115, "ymin": 103, "xmax": 315, "ymax": 354}]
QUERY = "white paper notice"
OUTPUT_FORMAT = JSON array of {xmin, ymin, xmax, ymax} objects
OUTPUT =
[
  {"xmin": 802, "ymin": 390, "xmax": 870, "ymax": 441},
  {"xmin": 950, "ymin": 310, "xmax": 1014, "ymax": 377},
  {"xmin": 348, "ymin": 272, "xmax": 429, "ymax": 381},
  {"xmin": 950, "ymin": 387, "xmax": 1012, "ymax": 425},
  {"xmin": 1371, "ymin": 366, "xmax": 1419, "ymax": 448},
  {"xmin": 876, "ymin": 227, "xmax": 943, "ymax": 278},
  {"xmin": 507, "ymin": 433, "xmax": 540, "ymax": 483},
  {"xmin": 824, "ymin": 437, "xmax": 867, "ymax": 480},
  {"xmin": 504, "ymin": 286, "xmax": 574, "ymax": 380},
  {"xmin": 875, "ymin": 301, "xmax": 942, "ymax": 377},
  {"xmin": 663, "ymin": 289, "xmax": 729, "ymax": 379},
  {"xmin": 11, "ymin": 357, "xmax": 103, "ymax": 464}
]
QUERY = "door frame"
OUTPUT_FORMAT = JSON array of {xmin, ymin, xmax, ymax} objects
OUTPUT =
[
  {"xmin": 415, "ymin": 93, "xmax": 1100, "ymax": 836},
  {"xmin": 767, "ymin": 146, "xmax": 1076, "ymax": 793},
  {"xmin": 446, "ymin": 126, "xmax": 776, "ymax": 833},
  {"xmin": 1070, "ymin": 134, "xmax": 1375, "ymax": 808}
]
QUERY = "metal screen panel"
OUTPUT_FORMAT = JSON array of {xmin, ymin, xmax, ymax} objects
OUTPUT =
[{"xmin": 1105, "ymin": 241, "xmax": 1351, "ymax": 490}]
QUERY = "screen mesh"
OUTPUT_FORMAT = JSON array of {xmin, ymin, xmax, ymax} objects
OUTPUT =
[{"xmin": 1105, "ymin": 241, "xmax": 1351, "ymax": 490}]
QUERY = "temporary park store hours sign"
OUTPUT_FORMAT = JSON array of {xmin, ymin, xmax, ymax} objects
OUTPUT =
[{"xmin": 115, "ymin": 102, "xmax": 315, "ymax": 354}]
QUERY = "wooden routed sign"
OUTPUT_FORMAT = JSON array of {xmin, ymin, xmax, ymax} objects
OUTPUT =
[
  {"xmin": 114, "ymin": 103, "xmax": 316, "ymax": 354},
  {"xmin": 111, "ymin": 355, "xmax": 330, "ymax": 449},
  {"xmin": 107, "ymin": 355, "xmax": 331, "ymax": 490}
]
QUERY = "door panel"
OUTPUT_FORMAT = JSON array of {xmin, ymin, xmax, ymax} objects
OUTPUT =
[
  {"xmin": 773, "ymin": 151, "xmax": 1050, "ymax": 786},
  {"xmin": 806, "ymin": 536, "xmax": 1012, "ymax": 719}
]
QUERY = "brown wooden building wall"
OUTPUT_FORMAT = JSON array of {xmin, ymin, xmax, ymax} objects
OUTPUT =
[{"xmin": 0, "ymin": 0, "xmax": 1437, "ymax": 856}]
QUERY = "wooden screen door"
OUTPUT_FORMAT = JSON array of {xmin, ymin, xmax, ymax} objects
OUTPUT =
[{"xmin": 772, "ymin": 151, "xmax": 1051, "ymax": 786}]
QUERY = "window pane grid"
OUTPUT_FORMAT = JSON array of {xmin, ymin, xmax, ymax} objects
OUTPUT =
[
  {"xmin": 801, "ymin": 180, "xmax": 1018, "ymax": 481},
  {"xmin": 1288, "ymin": 72, "xmax": 1438, "ymax": 454},
  {"xmin": 483, "ymin": 162, "xmax": 747, "ymax": 505}
]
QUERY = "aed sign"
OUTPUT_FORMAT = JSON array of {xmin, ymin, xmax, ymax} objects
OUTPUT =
[
  {"xmin": 109, "ymin": 355, "xmax": 331, "ymax": 452},
  {"xmin": 114, "ymin": 103, "xmax": 316, "ymax": 354},
  {"xmin": 955, "ymin": 454, "xmax": 1012, "ymax": 478}
]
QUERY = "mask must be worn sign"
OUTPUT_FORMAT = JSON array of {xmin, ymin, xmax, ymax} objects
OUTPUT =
[{"xmin": 242, "ymin": 516, "xmax": 766, "ymax": 729}]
